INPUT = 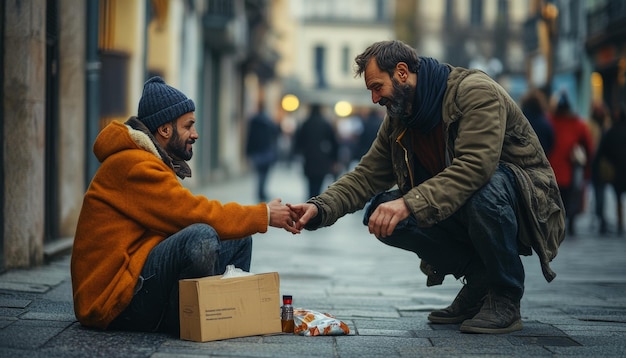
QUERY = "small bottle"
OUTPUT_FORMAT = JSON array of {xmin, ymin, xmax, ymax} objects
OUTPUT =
[{"xmin": 281, "ymin": 295, "xmax": 294, "ymax": 333}]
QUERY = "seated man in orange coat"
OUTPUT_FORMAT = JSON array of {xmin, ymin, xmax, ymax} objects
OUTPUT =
[{"xmin": 71, "ymin": 77, "xmax": 299, "ymax": 335}]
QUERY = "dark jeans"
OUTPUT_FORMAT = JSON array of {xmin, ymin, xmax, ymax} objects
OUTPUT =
[
  {"xmin": 364, "ymin": 164, "xmax": 524, "ymax": 299},
  {"xmin": 109, "ymin": 223, "xmax": 252, "ymax": 335},
  {"xmin": 306, "ymin": 174, "xmax": 326, "ymax": 199},
  {"xmin": 255, "ymin": 163, "xmax": 271, "ymax": 202},
  {"xmin": 592, "ymin": 180, "xmax": 607, "ymax": 233}
]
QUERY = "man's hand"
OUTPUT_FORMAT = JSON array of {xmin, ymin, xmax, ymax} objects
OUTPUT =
[
  {"xmin": 287, "ymin": 203, "xmax": 318, "ymax": 231},
  {"xmin": 267, "ymin": 198, "xmax": 300, "ymax": 234},
  {"xmin": 367, "ymin": 198, "xmax": 410, "ymax": 238}
]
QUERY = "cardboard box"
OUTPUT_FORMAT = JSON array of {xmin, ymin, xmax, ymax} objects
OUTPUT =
[{"xmin": 179, "ymin": 272, "xmax": 281, "ymax": 342}]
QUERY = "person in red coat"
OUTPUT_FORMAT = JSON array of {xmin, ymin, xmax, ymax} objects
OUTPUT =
[{"xmin": 547, "ymin": 92, "xmax": 594, "ymax": 236}]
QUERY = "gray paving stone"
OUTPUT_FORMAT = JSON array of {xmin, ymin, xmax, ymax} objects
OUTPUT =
[
  {"xmin": 336, "ymin": 335, "xmax": 431, "ymax": 357},
  {"xmin": 21, "ymin": 311, "xmax": 76, "ymax": 321},
  {"xmin": 0, "ymin": 306, "xmax": 25, "ymax": 319},
  {"xmin": 0, "ymin": 282, "xmax": 50, "ymax": 293},
  {"xmin": 0, "ymin": 319, "xmax": 70, "ymax": 349},
  {"xmin": 356, "ymin": 328, "xmax": 414, "ymax": 337},
  {"xmin": 331, "ymin": 308, "xmax": 400, "ymax": 319},
  {"xmin": 164, "ymin": 336, "xmax": 337, "ymax": 357},
  {"xmin": 548, "ymin": 345, "xmax": 626, "ymax": 357},
  {"xmin": 430, "ymin": 335, "xmax": 513, "ymax": 347},
  {"xmin": 400, "ymin": 345, "xmax": 554, "ymax": 357},
  {"xmin": 0, "ymin": 267, "xmax": 67, "ymax": 286},
  {"xmin": 353, "ymin": 317, "xmax": 432, "ymax": 331},
  {"xmin": 0, "ymin": 319, "xmax": 17, "ymax": 329},
  {"xmin": 44, "ymin": 323, "xmax": 168, "ymax": 357},
  {"xmin": 0, "ymin": 298, "xmax": 31, "ymax": 309},
  {"xmin": 510, "ymin": 335, "xmax": 581, "ymax": 347}
]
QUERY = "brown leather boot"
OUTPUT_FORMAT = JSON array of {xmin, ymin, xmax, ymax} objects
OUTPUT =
[
  {"xmin": 428, "ymin": 283, "xmax": 488, "ymax": 324},
  {"xmin": 459, "ymin": 290, "xmax": 522, "ymax": 334}
]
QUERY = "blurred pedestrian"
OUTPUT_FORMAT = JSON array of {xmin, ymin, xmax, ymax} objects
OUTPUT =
[
  {"xmin": 336, "ymin": 112, "xmax": 363, "ymax": 173},
  {"xmin": 289, "ymin": 40, "xmax": 565, "ymax": 334},
  {"xmin": 588, "ymin": 101, "xmax": 612, "ymax": 234},
  {"xmin": 354, "ymin": 108, "xmax": 384, "ymax": 161},
  {"xmin": 71, "ymin": 77, "xmax": 299, "ymax": 336},
  {"xmin": 294, "ymin": 104, "xmax": 339, "ymax": 199},
  {"xmin": 594, "ymin": 103, "xmax": 626, "ymax": 235},
  {"xmin": 277, "ymin": 113, "xmax": 297, "ymax": 167},
  {"xmin": 547, "ymin": 91, "xmax": 594, "ymax": 236},
  {"xmin": 246, "ymin": 102, "xmax": 281, "ymax": 202},
  {"xmin": 520, "ymin": 88, "xmax": 554, "ymax": 155}
]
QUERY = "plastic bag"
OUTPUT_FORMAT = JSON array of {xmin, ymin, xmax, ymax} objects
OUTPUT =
[
  {"xmin": 293, "ymin": 309, "xmax": 350, "ymax": 336},
  {"xmin": 221, "ymin": 265, "xmax": 253, "ymax": 279}
]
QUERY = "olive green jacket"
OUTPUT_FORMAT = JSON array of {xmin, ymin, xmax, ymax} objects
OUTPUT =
[{"xmin": 309, "ymin": 67, "xmax": 565, "ymax": 282}]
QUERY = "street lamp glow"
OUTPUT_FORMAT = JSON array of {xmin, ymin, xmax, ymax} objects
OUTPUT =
[
  {"xmin": 281, "ymin": 94, "xmax": 300, "ymax": 112},
  {"xmin": 334, "ymin": 101, "xmax": 352, "ymax": 117},
  {"xmin": 542, "ymin": 3, "xmax": 558, "ymax": 20},
  {"xmin": 591, "ymin": 72, "xmax": 603, "ymax": 102}
]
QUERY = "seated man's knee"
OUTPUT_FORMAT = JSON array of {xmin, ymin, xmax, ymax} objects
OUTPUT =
[
  {"xmin": 183, "ymin": 223, "xmax": 220, "ymax": 262},
  {"xmin": 238, "ymin": 235, "xmax": 252, "ymax": 251}
]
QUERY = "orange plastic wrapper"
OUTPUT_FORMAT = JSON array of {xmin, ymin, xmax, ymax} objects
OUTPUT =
[{"xmin": 293, "ymin": 309, "xmax": 350, "ymax": 336}]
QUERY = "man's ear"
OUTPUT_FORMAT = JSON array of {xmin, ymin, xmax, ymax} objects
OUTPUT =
[
  {"xmin": 396, "ymin": 62, "xmax": 410, "ymax": 80},
  {"xmin": 156, "ymin": 123, "xmax": 172, "ymax": 139}
]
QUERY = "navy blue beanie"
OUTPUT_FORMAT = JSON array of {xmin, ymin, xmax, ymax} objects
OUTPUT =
[{"xmin": 138, "ymin": 76, "xmax": 195, "ymax": 133}]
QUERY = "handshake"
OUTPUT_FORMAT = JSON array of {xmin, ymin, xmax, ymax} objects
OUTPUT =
[
  {"xmin": 267, "ymin": 195, "xmax": 410, "ymax": 238},
  {"xmin": 266, "ymin": 198, "xmax": 318, "ymax": 235}
]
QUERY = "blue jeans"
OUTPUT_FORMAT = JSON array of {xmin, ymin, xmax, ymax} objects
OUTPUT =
[
  {"xmin": 109, "ymin": 223, "xmax": 252, "ymax": 334},
  {"xmin": 364, "ymin": 164, "xmax": 524, "ymax": 299}
]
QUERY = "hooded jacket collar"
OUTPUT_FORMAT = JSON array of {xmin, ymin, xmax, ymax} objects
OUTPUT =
[
  {"xmin": 123, "ymin": 117, "xmax": 192, "ymax": 179},
  {"xmin": 91, "ymin": 117, "xmax": 193, "ymax": 179}
]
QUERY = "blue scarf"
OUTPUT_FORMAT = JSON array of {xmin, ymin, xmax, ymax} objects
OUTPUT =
[{"xmin": 402, "ymin": 57, "xmax": 450, "ymax": 133}]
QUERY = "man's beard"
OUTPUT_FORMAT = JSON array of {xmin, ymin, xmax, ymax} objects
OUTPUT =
[
  {"xmin": 167, "ymin": 126, "xmax": 194, "ymax": 161},
  {"xmin": 385, "ymin": 77, "xmax": 414, "ymax": 120}
]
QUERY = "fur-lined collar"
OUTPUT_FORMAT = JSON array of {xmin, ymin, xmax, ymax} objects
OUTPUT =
[{"xmin": 124, "ymin": 117, "xmax": 192, "ymax": 179}]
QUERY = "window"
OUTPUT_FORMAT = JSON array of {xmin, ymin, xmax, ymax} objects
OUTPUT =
[
  {"xmin": 470, "ymin": 0, "xmax": 483, "ymax": 26},
  {"xmin": 314, "ymin": 45, "xmax": 327, "ymax": 88},
  {"xmin": 342, "ymin": 45, "xmax": 350, "ymax": 75},
  {"xmin": 445, "ymin": 0, "xmax": 454, "ymax": 24}
]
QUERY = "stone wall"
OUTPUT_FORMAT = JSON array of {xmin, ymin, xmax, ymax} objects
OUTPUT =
[
  {"xmin": 58, "ymin": 0, "xmax": 86, "ymax": 239},
  {"xmin": 3, "ymin": 0, "xmax": 46, "ymax": 267}
]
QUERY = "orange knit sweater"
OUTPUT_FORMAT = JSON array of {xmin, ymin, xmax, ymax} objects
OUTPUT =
[{"xmin": 71, "ymin": 121, "xmax": 268, "ymax": 329}]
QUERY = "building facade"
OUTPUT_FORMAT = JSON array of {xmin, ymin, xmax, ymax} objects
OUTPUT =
[
  {"xmin": 411, "ymin": 0, "xmax": 529, "ymax": 100},
  {"xmin": 276, "ymin": 0, "xmax": 396, "ymax": 111}
]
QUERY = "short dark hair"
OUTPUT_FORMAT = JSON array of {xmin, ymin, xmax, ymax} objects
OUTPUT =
[
  {"xmin": 520, "ymin": 88, "xmax": 548, "ymax": 115},
  {"xmin": 354, "ymin": 40, "xmax": 420, "ymax": 78}
]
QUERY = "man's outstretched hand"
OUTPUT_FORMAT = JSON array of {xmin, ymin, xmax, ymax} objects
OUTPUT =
[
  {"xmin": 267, "ymin": 198, "xmax": 300, "ymax": 234},
  {"xmin": 287, "ymin": 203, "xmax": 318, "ymax": 231}
]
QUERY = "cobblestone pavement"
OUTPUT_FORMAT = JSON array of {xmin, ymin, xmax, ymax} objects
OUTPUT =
[{"xmin": 1, "ymin": 164, "xmax": 625, "ymax": 357}]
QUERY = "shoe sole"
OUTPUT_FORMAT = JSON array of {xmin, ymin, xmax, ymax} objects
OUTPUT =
[
  {"xmin": 459, "ymin": 319, "xmax": 523, "ymax": 334},
  {"xmin": 428, "ymin": 313, "xmax": 476, "ymax": 324}
]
